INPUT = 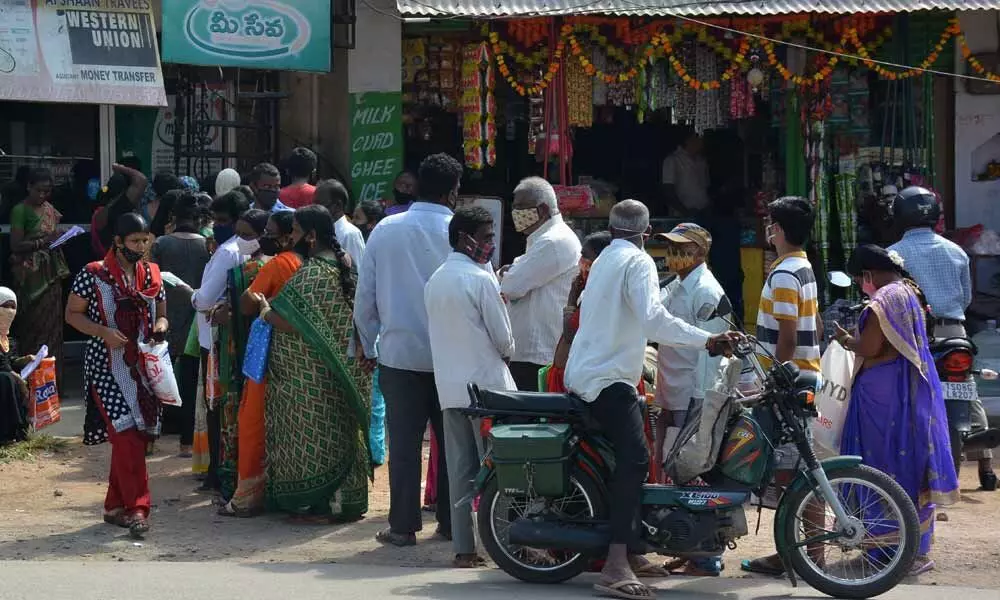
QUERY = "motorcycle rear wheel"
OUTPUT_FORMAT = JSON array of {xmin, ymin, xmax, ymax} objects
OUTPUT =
[
  {"xmin": 778, "ymin": 464, "xmax": 920, "ymax": 599},
  {"xmin": 478, "ymin": 467, "xmax": 608, "ymax": 584}
]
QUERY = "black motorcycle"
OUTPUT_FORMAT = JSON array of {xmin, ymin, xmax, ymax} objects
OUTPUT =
[{"xmin": 464, "ymin": 335, "xmax": 920, "ymax": 599}]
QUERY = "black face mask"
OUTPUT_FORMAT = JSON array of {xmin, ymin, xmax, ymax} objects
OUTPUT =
[
  {"xmin": 255, "ymin": 189, "xmax": 279, "ymax": 208},
  {"xmin": 393, "ymin": 189, "xmax": 415, "ymax": 204},
  {"xmin": 258, "ymin": 236, "xmax": 282, "ymax": 256},
  {"xmin": 293, "ymin": 238, "xmax": 312, "ymax": 258},
  {"xmin": 118, "ymin": 245, "xmax": 144, "ymax": 264}
]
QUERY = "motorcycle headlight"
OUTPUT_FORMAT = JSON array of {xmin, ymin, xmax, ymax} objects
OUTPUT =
[{"xmin": 794, "ymin": 370, "xmax": 822, "ymax": 409}]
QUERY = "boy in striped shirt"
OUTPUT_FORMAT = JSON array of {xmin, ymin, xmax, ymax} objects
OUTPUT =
[
  {"xmin": 756, "ymin": 196, "xmax": 822, "ymax": 372},
  {"xmin": 743, "ymin": 196, "xmax": 824, "ymax": 576}
]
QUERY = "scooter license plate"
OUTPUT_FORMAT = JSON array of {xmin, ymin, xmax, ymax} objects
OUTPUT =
[{"xmin": 942, "ymin": 381, "xmax": 978, "ymax": 401}]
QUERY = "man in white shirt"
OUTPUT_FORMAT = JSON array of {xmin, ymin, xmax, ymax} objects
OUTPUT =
[
  {"xmin": 500, "ymin": 177, "xmax": 581, "ymax": 391},
  {"xmin": 355, "ymin": 153, "xmax": 462, "ymax": 547},
  {"xmin": 653, "ymin": 222, "xmax": 728, "ymax": 576},
  {"xmin": 564, "ymin": 200, "xmax": 736, "ymax": 598},
  {"xmin": 189, "ymin": 190, "xmax": 251, "ymax": 491},
  {"xmin": 426, "ymin": 206, "xmax": 515, "ymax": 567},
  {"xmin": 313, "ymin": 178, "xmax": 366, "ymax": 266},
  {"xmin": 661, "ymin": 130, "xmax": 710, "ymax": 216}
]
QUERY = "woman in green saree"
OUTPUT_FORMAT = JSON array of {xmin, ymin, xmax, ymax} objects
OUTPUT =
[
  {"xmin": 216, "ymin": 209, "xmax": 270, "ymax": 501},
  {"xmin": 254, "ymin": 205, "xmax": 372, "ymax": 522},
  {"xmin": 9, "ymin": 168, "xmax": 70, "ymax": 390}
]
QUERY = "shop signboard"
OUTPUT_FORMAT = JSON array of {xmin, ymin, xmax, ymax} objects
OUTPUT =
[
  {"xmin": 0, "ymin": 0, "xmax": 166, "ymax": 106},
  {"xmin": 162, "ymin": 0, "xmax": 331, "ymax": 73},
  {"xmin": 349, "ymin": 91, "xmax": 403, "ymax": 206}
]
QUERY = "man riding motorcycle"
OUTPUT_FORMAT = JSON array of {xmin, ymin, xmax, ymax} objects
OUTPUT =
[{"xmin": 888, "ymin": 186, "xmax": 997, "ymax": 491}]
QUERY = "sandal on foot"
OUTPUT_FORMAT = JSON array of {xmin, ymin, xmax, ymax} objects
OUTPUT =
[
  {"xmin": 103, "ymin": 510, "xmax": 129, "ymax": 528},
  {"xmin": 631, "ymin": 561, "xmax": 669, "ymax": 578},
  {"xmin": 594, "ymin": 579, "xmax": 655, "ymax": 600},
  {"xmin": 375, "ymin": 527, "xmax": 416, "ymax": 547},
  {"xmin": 127, "ymin": 514, "xmax": 150, "ymax": 539},
  {"xmin": 740, "ymin": 557, "xmax": 785, "ymax": 576},
  {"xmin": 218, "ymin": 502, "xmax": 260, "ymax": 518},
  {"xmin": 909, "ymin": 558, "xmax": 935, "ymax": 576},
  {"xmin": 453, "ymin": 553, "xmax": 486, "ymax": 568},
  {"xmin": 662, "ymin": 558, "xmax": 719, "ymax": 577}
]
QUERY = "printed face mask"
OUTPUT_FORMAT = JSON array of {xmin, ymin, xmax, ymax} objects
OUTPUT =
[
  {"xmin": 463, "ymin": 233, "xmax": 495, "ymax": 264},
  {"xmin": 511, "ymin": 208, "xmax": 540, "ymax": 232},
  {"xmin": 666, "ymin": 247, "xmax": 698, "ymax": 273}
]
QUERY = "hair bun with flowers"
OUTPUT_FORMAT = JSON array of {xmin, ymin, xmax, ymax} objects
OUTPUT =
[{"xmin": 887, "ymin": 250, "xmax": 905, "ymax": 269}]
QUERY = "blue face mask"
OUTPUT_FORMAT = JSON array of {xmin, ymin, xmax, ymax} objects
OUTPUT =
[{"xmin": 213, "ymin": 224, "xmax": 234, "ymax": 243}]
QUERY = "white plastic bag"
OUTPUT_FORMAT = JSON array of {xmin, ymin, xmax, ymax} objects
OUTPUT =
[
  {"xmin": 811, "ymin": 341, "xmax": 856, "ymax": 458},
  {"xmin": 139, "ymin": 341, "xmax": 182, "ymax": 407}
]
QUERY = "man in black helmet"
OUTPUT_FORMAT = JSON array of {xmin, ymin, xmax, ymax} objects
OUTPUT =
[{"xmin": 889, "ymin": 186, "xmax": 995, "ymax": 491}]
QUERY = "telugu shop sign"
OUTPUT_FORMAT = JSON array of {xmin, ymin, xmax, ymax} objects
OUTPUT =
[{"xmin": 162, "ymin": 0, "xmax": 331, "ymax": 72}]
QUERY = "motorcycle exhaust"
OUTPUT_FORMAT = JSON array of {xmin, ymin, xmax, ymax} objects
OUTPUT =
[{"xmin": 508, "ymin": 519, "xmax": 610, "ymax": 553}]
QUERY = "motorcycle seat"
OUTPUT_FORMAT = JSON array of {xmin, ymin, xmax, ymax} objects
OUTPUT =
[
  {"xmin": 471, "ymin": 384, "xmax": 588, "ymax": 416},
  {"xmin": 930, "ymin": 337, "xmax": 977, "ymax": 353}
]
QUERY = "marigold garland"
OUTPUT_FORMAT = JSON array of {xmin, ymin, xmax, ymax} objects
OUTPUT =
[
  {"xmin": 847, "ymin": 19, "xmax": 960, "ymax": 80},
  {"xmin": 958, "ymin": 33, "xmax": 1000, "ymax": 83},
  {"xmin": 488, "ymin": 18, "xmax": 1000, "ymax": 96},
  {"xmin": 490, "ymin": 30, "xmax": 565, "ymax": 96},
  {"xmin": 654, "ymin": 33, "xmax": 748, "ymax": 90}
]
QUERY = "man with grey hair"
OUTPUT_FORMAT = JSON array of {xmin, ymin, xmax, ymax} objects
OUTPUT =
[
  {"xmin": 564, "ymin": 199, "xmax": 738, "ymax": 598},
  {"xmin": 499, "ymin": 176, "xmax": 581, "ymax": 391}
]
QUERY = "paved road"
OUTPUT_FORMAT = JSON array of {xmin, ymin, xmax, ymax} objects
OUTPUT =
[{"xmin": 0, "ymin": 562, "xmax": 993, "ymax": 600}]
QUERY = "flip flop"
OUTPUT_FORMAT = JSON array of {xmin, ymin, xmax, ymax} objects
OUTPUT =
[
  {"xmin": 593, "ymin": 579, "xmax": 655, "ymax": 600},
  {"xmin": 631, "ymin": 562, "xmax": 669, "ymax": 578},
  {"xmin": 453, "ymin": 554, "xmax": 487, "ymax": 568},
  {"xmin": 909, "ymin": 558, "xmax": 935, "ymax": 576},
  {"xmin": 740, "ymin": 558, "xmax": 785, "ymax": 576},
  {"xmin": 662, "ymin": 558, "xmax": 720, "ymax": 577}
]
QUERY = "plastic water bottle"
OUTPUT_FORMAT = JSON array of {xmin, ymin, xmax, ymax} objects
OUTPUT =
[{"xmin": 973, "ymin": 320, "xmax": 1000, "ymax": 398}]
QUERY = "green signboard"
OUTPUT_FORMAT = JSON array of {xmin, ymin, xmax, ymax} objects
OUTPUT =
[
  {"xmin": 350, "ymin": 92, "xmax": 403, "ymax": 206},
  {"xmin": 162, "ymin": 0, "xmax": 331, "ymax": 72}
]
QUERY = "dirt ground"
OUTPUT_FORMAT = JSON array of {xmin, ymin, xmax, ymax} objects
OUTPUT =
[{"xmin": 1, "ymin": 435, "xmax": 998, "ymax": 589}]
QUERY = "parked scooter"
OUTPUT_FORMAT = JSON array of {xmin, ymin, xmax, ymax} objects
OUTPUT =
[
  {"xmin": 464, "ymin": 325, "xmax": 920, "ymax": 599},
  {"xmin": 828, "ymin": 271, "xmax": 1000, "ymax": 489}
]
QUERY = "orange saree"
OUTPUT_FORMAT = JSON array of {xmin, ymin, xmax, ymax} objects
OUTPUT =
[{"xmin": 229, "ymin": 252, "xmax": 302, "ymax": 512}]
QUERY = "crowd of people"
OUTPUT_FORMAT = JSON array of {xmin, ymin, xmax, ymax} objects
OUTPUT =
[{"xmin": 0, "ymin": 143, "xmax": 984, "ymax": 597}]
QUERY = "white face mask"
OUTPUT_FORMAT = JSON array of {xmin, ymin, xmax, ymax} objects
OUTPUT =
[
  {"xmin": 765, "ymin": 224, "xmax": 775, "ymax": 244},
  {"xmin": 236, "ymin": 237, "xmax": 260, "ymax": 256}
]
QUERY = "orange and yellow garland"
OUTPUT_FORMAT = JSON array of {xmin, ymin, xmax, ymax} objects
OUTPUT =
[{"xmin": 487, "ymin": 18, "xmax": 1000, "ymax": 96}]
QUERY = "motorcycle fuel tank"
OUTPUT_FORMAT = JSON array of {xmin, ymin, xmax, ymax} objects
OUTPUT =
[{"xmin": 641, "ymin": 485, "xmax": 749, "ymax": 512}]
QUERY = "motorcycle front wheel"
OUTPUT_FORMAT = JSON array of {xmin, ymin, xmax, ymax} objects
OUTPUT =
[
  {"xmin": 477, "ymin": 467, "xmax": 607, "ymax": 584},
  {"xmin": 777, "ymin": 464, "xmax": 920, "ymax": 599}
]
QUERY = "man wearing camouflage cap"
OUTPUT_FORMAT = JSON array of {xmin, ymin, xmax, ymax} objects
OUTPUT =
[{"xmin": 653, "ymin": 222, "xmax": 729, "ymax": 575}]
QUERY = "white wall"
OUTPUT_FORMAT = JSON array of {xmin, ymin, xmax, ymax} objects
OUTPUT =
[
  {"xmin": 348, "ymin": 0, "xmax": 402, "ymax": 93},
  {"xmin": 955, "ymin": 10, "xmax": 1000, "ymax": 231}
]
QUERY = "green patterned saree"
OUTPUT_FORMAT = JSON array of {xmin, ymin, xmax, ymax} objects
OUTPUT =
[{"xmin": 265, "ymin": 256, "xmax": 372, "ymax": 519}]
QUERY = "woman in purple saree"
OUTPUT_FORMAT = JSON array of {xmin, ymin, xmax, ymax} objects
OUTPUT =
[{"xmin": 834, "ymin": 244, "xmax": 959, "ymax": 575}]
